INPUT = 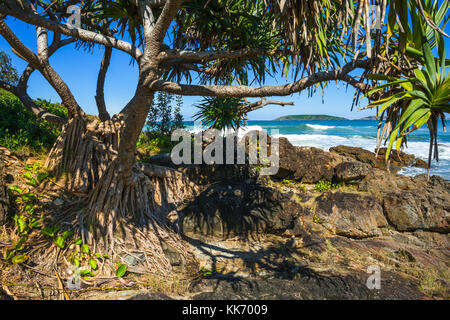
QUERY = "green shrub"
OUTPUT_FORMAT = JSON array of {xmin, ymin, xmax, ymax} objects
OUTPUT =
[
  {"xmin": 137, "ymin": 132, "xmax": 177, "ymax": 156},
  {"xmin": 282, "ymin": 179, "xmax": 306, "ymax": 190},
  {"xmin": 0, "ymin": 90, "xmax": 66, "ymax": 154},
  {"xmin": 314, "ymin": 180, "xmax": 341, "ymax": 192}
]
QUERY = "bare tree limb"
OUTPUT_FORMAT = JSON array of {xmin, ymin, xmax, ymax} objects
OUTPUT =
[
  {"xmin": 0, "ymin": 80, "xmax": 66, "ymax": 124},
  {"xmin": 242, "ymin": 98, "xmax": 294, "ymax": 113},
  {"xmin": 159, "ymin": 48, "xmax": 297, "ymax": 63},
  {"xmin": 138, "ymin": 0, "xmax": 156, "ymax": 55},
  {"xmin": 0, "ymin": 4, "xmax": 143, "ymax": 60},
  {"xmin": 150, "ymin": 60, "xmax": 371, "ymax": 97},
  {"xmin": 340, "ymin": 74, "xmax": 372, "ymax": 92},
  {"xmin": 0, "ymin": 18, "xmax": 39, "ymax": 66},
  {"xmin": 36, "ymin": 26, "xmax": 49, "ymax": 62},
  {"xmin": 0, "ymin": 28, "xmax": 73, "ymax": 125},
  {"xmin": 95, "ymin": 46, "xmax": 112, "ymax": 121},
  {"xmin": 18, "ymin": 37, "xmax": 76, "ymax": 90},
  {"xmin": 0, "ymin": 18, "xmax": 82, "ymax": 117}
]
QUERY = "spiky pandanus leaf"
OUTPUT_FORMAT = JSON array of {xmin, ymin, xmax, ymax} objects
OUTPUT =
[
  {"xmin": 364, "ymin": 13, "xmax": 449, "ymax": 173},
  {"xmin": 193, "ymin": 96, "xmax": 247, "ymax": 130}
]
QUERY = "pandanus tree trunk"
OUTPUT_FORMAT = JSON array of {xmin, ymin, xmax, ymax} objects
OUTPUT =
[
  {"xmin": 44, "ymin": 114, "xmax": 122, "ymax": 192},
  {"xmin": 72, "ymin": 89, "xmax": 199, "ymax": 273}
]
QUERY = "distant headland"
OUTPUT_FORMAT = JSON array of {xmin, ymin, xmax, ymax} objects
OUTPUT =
[
  {"xmin": 358, "ymin": 116, "xmax": 379, "ymax": 120},
  {"xmin": 275, "ymin": 114, "xmax": 348, "ymax": 120},
  {"xmin": 274, "ymin": 114, "xmax": 384, "ymax": 121}
]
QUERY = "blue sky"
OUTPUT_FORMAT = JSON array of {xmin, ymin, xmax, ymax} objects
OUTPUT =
[{"xmin": 1, "ymin": 13, "xmax": 449, "ymax": 121}]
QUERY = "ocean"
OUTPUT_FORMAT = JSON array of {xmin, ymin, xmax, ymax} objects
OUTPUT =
[{"xmin": 182, "ymin": 120, "xmax": 450, "ymax": 180}]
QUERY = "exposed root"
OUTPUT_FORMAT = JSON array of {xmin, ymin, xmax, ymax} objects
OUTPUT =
[
  {"xmin": 73, "ymin": 160, "xmax": 200, "ymax": 275},
  {"xmin": 45, "ymin": 115, "xmax": 124, "ymax": 192},
  {"xmin": 40, "ymin": 115, "xmax": 202, "ymax": 276}
]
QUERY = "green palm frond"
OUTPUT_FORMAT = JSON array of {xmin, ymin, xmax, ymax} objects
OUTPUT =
[
  {"xmin": 364, "ymin": 11, "xmax": 449, "ymax": 172},
  {"xmin": 193, "ymin": 97, "xmax": 247, "ymax": 130}
]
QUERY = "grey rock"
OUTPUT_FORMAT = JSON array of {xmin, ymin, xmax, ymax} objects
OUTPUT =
[
  {"xmin": 315, "ymin": 192, "xmax": 388, "ymax": 238},
  {"xmin": 122, "ymin": 253, "xmax": 145, "ymax": 266},
  {"xmin": 181, "ymin": 183, "xmax": 308, "ymax": 238},
  {"xmin": 383, "ymin": 190, "xmax": 450, "ymax": 232},
  {"xmin": 334, "ymin": 161, "xmax": 371, "ymax": 183}
]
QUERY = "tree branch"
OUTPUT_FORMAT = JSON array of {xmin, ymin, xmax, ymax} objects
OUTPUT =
[
  {"xmin": 159, "ymin": 48, "xmax": 295, "ymax": 63},
  {"xmin": 340, "ymin": 74, "xmax": 372, "ymax": 92},
  {"xmin": 0, "ymin": 28, "xmax": 73, "ymax": 125},
  {"xmin": 150, "ymin": 60, "xmax": 371, "ymax": 97},
  {"xmin": 36, "ymin": 26, "xmax": 49, "ymax": 62},
  {"xmin": 0, "ymin": 18, "xmax": 39, "ymax": 66},
  {"xmin": 0, "ymin": 18, "xmax": 82, "ymax": 117},
  {"xmin": 0, "ymin": 80, "xmax": 66, "ymax": 125},
  {"xmin": 138, "ymin": 0, "xmax": 156, "ymax": 55},
  {"xmin": 18, "ymin": 37, "xmax": 76, "ymax": 90},
  {"xmin": 0, "ymin": 4, "xmax": 143, "ymax": 60},
  {"xmin": 242, "ymin": 98, "xmax": 294, "ymax": 113},
  {"xmin": 146, "ymin": 0, "xmax": 183, "ymax": 56},
  {"xmin": 95, "ymin": 46, "xmax": 112, "ymax": 122}
]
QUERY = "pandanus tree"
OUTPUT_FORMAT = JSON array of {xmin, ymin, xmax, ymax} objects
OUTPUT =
[
  {"xmin": 0, "ymin": 0, "xmax": 447, "ymax": 274},
  {"xmin": 194, "ymin": 97, "xmax": 294, "ymax": 130},
  {"xmin": 362, "ymin": 0, "xmax": 449, "ymax": 176}
]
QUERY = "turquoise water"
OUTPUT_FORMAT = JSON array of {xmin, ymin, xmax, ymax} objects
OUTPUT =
[{"xmin": 182, "ymin": 120, "xmax": 450, "ymax": 180}]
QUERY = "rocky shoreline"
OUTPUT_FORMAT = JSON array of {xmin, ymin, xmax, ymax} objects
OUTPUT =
[
  {"xmin": 0, "ymin": 139, "xmax": 449, "ymax": 300},
  {"xmin": 138, "ymin": 137, "xmax": 449, "ymax": 299}
]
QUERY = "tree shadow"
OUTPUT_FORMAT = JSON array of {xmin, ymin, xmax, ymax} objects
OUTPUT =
[
  {"xmin": 180, "ymin": 181, "xmax": 306, "ymax": 240},
  {"xmin": 183, "ymin": 229, "xmax": 335, "ymax": 295}
]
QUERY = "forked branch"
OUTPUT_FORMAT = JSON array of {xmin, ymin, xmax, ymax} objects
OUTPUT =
[{"xmin": 242, "ymin": 98, "xmax": 294, "ymax": 113}]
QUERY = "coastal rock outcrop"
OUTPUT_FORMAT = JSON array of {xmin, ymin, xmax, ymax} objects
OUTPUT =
[
  {"xmin": 179, "ymin": 137, "xmax": 449, "ymax": 240},
  {"xmin": 377, "ymin": 147, "xmax": 429, "ymax": 169},
  {"xmin": 276, "ymin": 140, "xmax": 427, "ymax": 185},
  {"xmin": 275, "ymin": 137, "xmax": 341, "ymax": 183},
  {"xmin": 383, "ymin": 188, "xmax": 450, "ymax": 233},
  {"xmin": 358, "ymin": 169, "xmax": 450, "ymax": 232},
  {"xmin": 181, "ymin": 182, "xmax": 306, "ymax": 238},
  {"xmin": 314, "ymin": 192, "xmax": 388, "ymax": 238},
  {"xmin": 329, "ymin": 145, "xmax": 428, "ymax": 171},
  {"xmin": 334, "ymin": 161, "xmax": 371, "ymax": 183},
  {"xmin": 330, "ymin": 145, "xmax": 385, "ymax": 168}
]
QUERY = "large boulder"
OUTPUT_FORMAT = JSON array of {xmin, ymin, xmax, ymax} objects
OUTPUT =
[
  {"xmin": 377, "ymin": 148, "xmax": 428, "ymax": 169},
  {"xmin": 275, "ymin": 138, "xmax": 342, "ymax": 183},
  {"xmin": 330, "ymin": 145, "xmax": 428, "ymax": 171},
  {"xmin": 314, "ymin": 192, "xmax": 388, "ymax": 238},
  {"xmin": 383, "ymin": 190, "xmax": 450, "ymax": 232},
  {"xmin": 358, "ymin": 169, "xmax": 450, "ymax": 233},
  {"xmin": 330, "ymin": 145, "xmax": 385, "ymax": 168},
  {"xmin": 334, "ymin": 161, "xmax": 371, "ymax": 183},
  {"xmin": 181, "ymin": 182, "xmax": 307, "ymax": 238}
]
